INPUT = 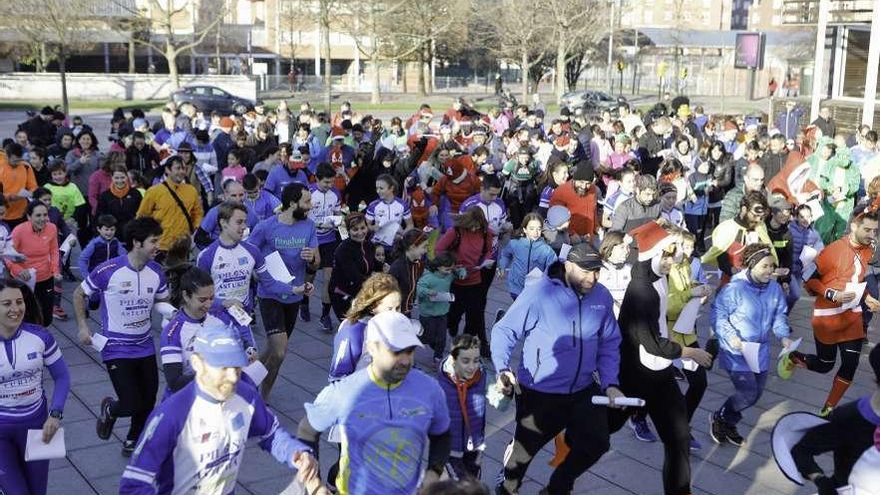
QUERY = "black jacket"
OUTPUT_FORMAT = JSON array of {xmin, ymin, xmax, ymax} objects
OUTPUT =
[
  {"xmin": 125, "ymin": 145, "xmax": 161, "ymax": 176},
  {"xmin": 389, "ymin": 256, "xmax": 425, "ymax": 317},
  {"xmin": 328, "ymin": 238, "xmax": 380, "ymax": 298},
  {"xmin": 96, "ymin": 188, "xmax": 143, "ymax": 241},
  {"xmin": 760, "ymin": 151, "xmax": 788, "ymax": 182}
]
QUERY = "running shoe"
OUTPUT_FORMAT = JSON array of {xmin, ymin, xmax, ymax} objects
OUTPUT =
[
  {"xmin": 689, "ymin": 434, "xmax": 702, "ymax": 451},
  {"xmin": 299, "ymin": 304, "xmax": 311, "ymax": 322},
  {"xmin": 121, "ymin": 440, "xmax": 136, "ymax": 457},
  {"xmin": 628, "ymin": 416, "xmax": 658, "ymax": 442},
  {"xmin": 53, "ymin": 305, "xmax": 68, "ymax": 320},
  {"xmin": 709, "ymin": 413, "xmax": 727, "ymax": 445},
  {"xmin": 96, "ymin": 397, "xmax": 117, "ymax": 440},
  {"xmin": 725, "ymin": 424, "xmax": 745, "ymax": 446},
  {"xmin": 819, "ymin": 405, "xmax": 834, "ymax": 418},
  {"xmin": 319, "ymin": 314, "xmax": 333, "ymax": 333}
]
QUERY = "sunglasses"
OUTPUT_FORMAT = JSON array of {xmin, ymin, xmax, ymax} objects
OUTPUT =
[{"xmin": 749, "ymin": 207, "xmax": 767, "ymax": 215}]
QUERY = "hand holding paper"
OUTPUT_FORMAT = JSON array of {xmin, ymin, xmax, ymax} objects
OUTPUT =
[
  {"xmin": 25, "ymin": 428, "xmax": 66, "ymax": 461},
  {"xmin": 741, "ymin": 341, "xmax": 762, "ymax": 373},
  {"xmin": 265, "ymin": 251, "xmax": 295, "ymax": 283}
]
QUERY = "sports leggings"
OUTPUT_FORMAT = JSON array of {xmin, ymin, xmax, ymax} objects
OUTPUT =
[
  {"xmin": 801, "ymin": 339, "xmax": 864, "ymax": 381},
  {"xmin": 0, "ymin": 407, "xmax": 49, "ymax": 495},
  {"xmin": 107, "ymin": 355, "xmax": 159, "ymax": 442}
]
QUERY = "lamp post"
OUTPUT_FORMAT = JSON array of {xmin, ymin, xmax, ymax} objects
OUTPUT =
[{"xmin": 606, "ymin": 0, "xmax": 615, "ymax": 94}]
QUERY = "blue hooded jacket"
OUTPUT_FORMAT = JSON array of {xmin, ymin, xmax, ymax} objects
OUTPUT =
[
  {"xmin": 713, "ymin": 270, "xmax": 790, "ymax": 372},
  {"xmin": 498, "ymin": 237, "xmax": 558, "ymax": 296},
  {"xmin": 491, "ymin": 263, "xmax": 621, "ymax": 394}
]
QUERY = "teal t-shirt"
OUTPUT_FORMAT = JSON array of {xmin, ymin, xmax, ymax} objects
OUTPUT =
[{"xmin": 305, "ymin": 367, "xmax": 450, "ymax": 495}]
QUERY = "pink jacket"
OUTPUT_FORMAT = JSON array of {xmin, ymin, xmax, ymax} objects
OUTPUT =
[{"xmin": 88, "ymin": 169, "xmax": 112, "ymax": 214}]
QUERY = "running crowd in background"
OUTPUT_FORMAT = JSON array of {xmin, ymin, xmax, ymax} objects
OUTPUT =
[{"xmin": 0, "ymin": 93, "xmax": 879, "ymax": 495}]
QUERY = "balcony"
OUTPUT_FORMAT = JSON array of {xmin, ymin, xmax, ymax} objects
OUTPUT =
[{"xmin": 781, "ymin": 0, "xmax": 874, "ymax": 25}]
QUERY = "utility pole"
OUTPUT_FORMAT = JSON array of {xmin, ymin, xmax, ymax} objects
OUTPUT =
[{"xmin": 606, "ymin": 0, "xmax": 615, "ymax": 94}]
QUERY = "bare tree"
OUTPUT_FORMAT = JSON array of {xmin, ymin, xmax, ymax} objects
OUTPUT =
[
  {"xmin": 545, "ymin": 0, "xmax": 608, "ymax": 102},
  {"xmin": 113, "ymin": 0, "xmax": 227, "ymax": 88},
  {"xmin": 477, "ymin": 0, "xmax": 553, "ymax": 103},
  {"xmin": 0, "ymin": 0, "xmax": 109, "ymax": 115}
]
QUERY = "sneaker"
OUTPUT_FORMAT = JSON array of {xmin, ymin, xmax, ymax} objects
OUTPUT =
[
  {"xmin": 96, "ymin": 397, "xmax": 117, "ymax": 440},
  {"xmin": 121, "ymin": 440, "xmax": 136, "ymax": 457},
  {"xmin": 53, "ymin": 305, "xmax": 68, "ymax": 320},
  {"xmin": 299, "ymin": 304, "xmax": 311, "ymax": 322},
  {"xmin": 689, "ymin": 434, "xmax": 702, "ymax": 451},
  {"xmin": 725, "ymin": 424, "xmax": 745, "ymax": 446},
  {"xmin": 709, "ymin": 413, "xmax": 727, "ymax": 445},
  {"xmin": 494, "ymin": 309, "xmax": 505, "ymax": 324},
  {"xmin": 628, "ymin": 416, "xmax": 658, "ymax": 442},
  {"xmin": 819, "ymin": 405, "xmax": 833, "ymax": 418},
  {"xmin": 319, "ymin": 314, "xmax": 333, "ymax": 333},
  {"xmin": 777, "ymin": 353, "xmax": 801, "ymax": 380}
]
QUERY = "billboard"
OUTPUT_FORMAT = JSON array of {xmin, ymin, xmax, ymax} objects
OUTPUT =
[{"xmin": 734, "ymin": 32, "xmax": 765, "ymax": 70}]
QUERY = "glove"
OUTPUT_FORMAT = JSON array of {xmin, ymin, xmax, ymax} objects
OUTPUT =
[
  {"xmin": 704, "ymin": 338, "xmax": 719, "ymax": 370},
  {"xmin": 813, "ymin": 475, "xmax": 837, "ymax": 495}
]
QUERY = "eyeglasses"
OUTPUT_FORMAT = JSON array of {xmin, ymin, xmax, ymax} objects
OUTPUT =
[{"xmin": 749, "ymin": 207, "xmax": 767, "ymax": 215}]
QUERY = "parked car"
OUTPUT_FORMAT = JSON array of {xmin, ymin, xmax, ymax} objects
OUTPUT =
[
  {"xmin": 170, "ymin": 85, "xmax": 254, "ymax": 115},
  {"xmin": 561, "ymin": 90, "xmax": 626, "ymax": 116}
]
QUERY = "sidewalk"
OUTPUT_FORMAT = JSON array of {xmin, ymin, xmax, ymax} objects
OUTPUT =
[{"xmin": 42, "ymin": 268, "xmax": 875, "ymax": 494}]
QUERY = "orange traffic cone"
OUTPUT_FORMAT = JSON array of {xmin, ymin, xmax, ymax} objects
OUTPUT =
[{"xmin": 548, "ymin": 431, "xmax": 570, "ymax": 467}]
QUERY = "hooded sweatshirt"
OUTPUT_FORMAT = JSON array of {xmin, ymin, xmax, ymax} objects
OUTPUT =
[{"xmin": 498, "ymin": 237, "xmax": 558, "ymax": 296}]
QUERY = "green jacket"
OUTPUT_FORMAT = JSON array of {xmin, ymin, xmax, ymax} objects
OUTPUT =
[{"xmin": 417, "ymin": 269, "xmax": 455, "ymax": 317}]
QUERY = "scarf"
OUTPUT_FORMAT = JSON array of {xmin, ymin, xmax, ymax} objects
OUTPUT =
[
  {"xmin": 110, "ymin": 182, "xmax": 131, "ymax": 199},
  {"xmin": 445, "ymin": 362, "xmax": 483, "ymax": 451}
]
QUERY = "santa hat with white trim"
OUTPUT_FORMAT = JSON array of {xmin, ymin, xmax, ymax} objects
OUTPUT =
[{"xmin": 629, "ymin": 220, "xmax": 678, "ymax": 262}]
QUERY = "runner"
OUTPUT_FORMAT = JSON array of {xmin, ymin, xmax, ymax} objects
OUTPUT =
[
  {"xmin": 298, "ymin": 311, "xmax": 451, "ymax": 495},
  {"xmin": 306, "ymin": 163, "xmax": 344, "ymax": 331},
  {"xmin": 0, "ymin": 279, "xmax": 69, "ymax": 495},
  {"xmin": 73, "ymin": 217, "xmax": 170, "ymax": 456},
  {"xmin": 120, "ymin": 324, "xmax": 324, "ymax": 494}
]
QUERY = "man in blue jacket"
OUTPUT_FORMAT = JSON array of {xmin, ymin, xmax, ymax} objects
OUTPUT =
[{"xmin": 491, "ymin": 243, "xmax": 624, "ymax": 495}]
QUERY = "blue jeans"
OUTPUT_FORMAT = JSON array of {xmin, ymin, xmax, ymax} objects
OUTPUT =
[{"xmin": 717, "ymin": 370, "xmax": 768, "ymax": 426}]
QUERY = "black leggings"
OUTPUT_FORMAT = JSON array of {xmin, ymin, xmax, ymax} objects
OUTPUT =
[
  {"xmin": 801, "ymin": 339, "xmax": 864, "ymax": 381},
  {"xmin": 447, "ymin": 283, "xmax": 488, "ymax": 348},
  {"xmin": 612, "ymin": 367, "xmax": 692, "ymax": 495},
  {"xmin": 33, "ymin": 278, "xmax": 55, "ymax": 327},
  {"xmin": 106, "ymin": 355, "xmax": 159, "ymax": 442},
  {"xmin": 683, "ymin": 342, "xmax": 708, "ymax": 422},
  {"xmin": 499, "ymin": 384, "xmax": 610, "ymax": 494}
]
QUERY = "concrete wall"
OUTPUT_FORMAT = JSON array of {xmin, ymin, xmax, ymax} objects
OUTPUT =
[{"xmin": 0, "ymin": 73, "xmax": 257, "ymax": 101}]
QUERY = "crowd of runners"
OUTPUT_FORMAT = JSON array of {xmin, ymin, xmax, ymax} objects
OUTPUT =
[{"xmin": 0, "ymin": 94, "xmax": 878, "ymax": 495}]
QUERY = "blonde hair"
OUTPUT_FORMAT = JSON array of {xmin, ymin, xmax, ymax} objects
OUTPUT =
[{"xmin": 344, "ymin": 273, "xmax": 400, "ymax": 323}]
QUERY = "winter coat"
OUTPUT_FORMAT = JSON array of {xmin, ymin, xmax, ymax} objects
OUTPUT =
[{"xmin": 498, "ymin": 237, "xmax": 558, "ymax": 296}]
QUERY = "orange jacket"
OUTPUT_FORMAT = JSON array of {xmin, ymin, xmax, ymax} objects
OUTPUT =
[
  {"xmin": 6, "ymin": 221, "xmax": 59, "ymax": 282},
  {"xmin": 549, "ymin": 181, "xmax": 599, "ymax": 237},
  {"xmin": 0, "ymin": 152, "xmax": 38, "ymax": 220},
  {"xmin": 805, "ymin": 238, "xmax": 872, "ymax": 344}
]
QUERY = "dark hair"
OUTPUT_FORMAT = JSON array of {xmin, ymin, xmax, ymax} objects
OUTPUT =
[
  {"xmin": 281, "ymin": 182, "xmax": 307, "ymax": 211},
  {"xmin": 315, "ymin": 162, "xmax": 335, "ymax": 180},
  {"xmin": 242, "ymin": 173, "xmax": 258, "ymax": 190},
  {"xmin": 450, "ymin": 334, "xmax": 481, "ymax": 360},
  {"xmin": 26, "ymin": 199, "xmax": 48, "ymax": 217},
  {"xmin": 740, "ymin": 190, "xmax": 769, "ymax": 211},
  {"xmin": 30, "ymin": 146, "xmax": 45, "ymax": 159},
  {"xmin": 428, "ymin": 251, "xmax": 456, "ymax": 271},
  {"xmin": 125, "ymin": 217, "xmax": 163, "ymax": 249},
  {"xmin": 33, "ymin": 186, "xmax": 51, "ymax": 200},
  {"xmin": 454, "ymin": 206, "xmax": 488, "ymax": 231},
  {"xmin": 481, "ymin": 174, "xmax": 502, "ymax": 190},
  {"xmin": 0, "ymin": 278, "xmax": 44, "ymax": 326},
  {"xmin": 376, "ymin": 173, "xmax": 398, "ymax": 195},
  {"xmin": 865, "ymin": 130, "xmax": 878, "ymax": 143},
  {"xmin": 742, "ymin": 242, "xmax": 774, "ymax": 269},
  {"xmin": 254, "ymin": 169, "xmax": 269, "ymax": 182},
  {"xmin": 228, "ymin": 148, "xmax": 242, "ymax": 163},
  {"xmin": 96, "ymin": 214, "xmax": 117, "ymax": 229},
  {"xmin": 4, "ymin": 142, "xmax": 23, "ymax": 158},
  {"xmin": 76, "ymin": 130, "xmax": 99, "ymax": 150},
  {"xmin": 344, "ymin": 212, "xmax": 367, "ymax": 231},
  {"xmin": 127, "ymin": 169, "xmax": 147, "ymax": 189},
  {"xmin": 514, "ymin": 212, "xmax": 544, "ymax": 239},
  {"xmin": 178, "ymin": 267, "xmax": 214, "ymax": 304},
  {"xmin": 394, "ymin": 228, "xmax": 428, "ymax": 257},
  {"xmin": 47, "ymin": 160, "xmax": 66, "ymax": 174},
  {"xmin": 218, "ymin": 201, "xmax": 248, "ymax": 223}
]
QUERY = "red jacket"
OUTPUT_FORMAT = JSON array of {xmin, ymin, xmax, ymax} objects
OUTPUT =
[
  {"xmin": 549, "ymin": 181, "xmax": 599, "ymax": 237},
  {"xmin": 435, "ymin": 227, "xmax": 494, "ymax": 286},
  {"xmin": 432, "ymin": 173, "xmax": 481, "ymax": 214}
]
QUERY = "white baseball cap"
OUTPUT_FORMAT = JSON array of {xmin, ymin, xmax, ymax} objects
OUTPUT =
[{"xmin": 366, "ymin": 312, "xmax": 423, "ymax": 351}]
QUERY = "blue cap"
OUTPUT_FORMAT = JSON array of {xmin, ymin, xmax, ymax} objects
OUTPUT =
[{"xmin": 193, "ymin": 324, "xmax": 248, "ymax": 368}]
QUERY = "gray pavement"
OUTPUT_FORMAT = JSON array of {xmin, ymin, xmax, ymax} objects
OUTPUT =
[{"xmin": 42, "ymin": 266, "xmax": 877, "ymax": 495}]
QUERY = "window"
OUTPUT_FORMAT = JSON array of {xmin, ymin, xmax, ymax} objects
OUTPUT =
[
  {"xmin": 211, "ymin": 88, "xmax": 227, "ymax": 97},
  {"xmin": 841, "ymin": 28, "xmax": 880, "ymax": 98}
]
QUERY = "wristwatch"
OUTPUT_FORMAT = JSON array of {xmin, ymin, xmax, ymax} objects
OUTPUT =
[{"xmin": 49, "ymin": 409, "xmax": 63, "ymax": 420}]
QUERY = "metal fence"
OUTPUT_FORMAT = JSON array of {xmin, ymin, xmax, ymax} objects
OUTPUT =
[{"xmin": 256, "ymin": 74, "xmax": 507, "ymax": 96}]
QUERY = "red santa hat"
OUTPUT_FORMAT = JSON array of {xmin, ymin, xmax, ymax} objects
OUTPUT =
[{"xmin": 629, "ymin": 220, "xmax": 677, "ymax": 262}]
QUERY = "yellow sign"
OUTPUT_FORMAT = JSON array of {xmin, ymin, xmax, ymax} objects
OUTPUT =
[
  {"xmin": 657, "ymin": 61, "xmax": 667, "ymax": 77},
  {"xmin": 617, "ymin": 61, "xmax": 625, "ymax": 72}
]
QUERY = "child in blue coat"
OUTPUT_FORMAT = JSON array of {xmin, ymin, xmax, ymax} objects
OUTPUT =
[
  {"xmin": 79, "ymin": 215, "xmax": 127, "ymax": 310},
  {"xmin": 710, "ymin": 243, "xmax": 794, "ymax": 447},
  {"xmin": 417, "ymin": 252, "xmax": 458, "ymax": 361},
  {"xmin": 498, "ymin": 212, "xmax": 558, "ymax": 299}
]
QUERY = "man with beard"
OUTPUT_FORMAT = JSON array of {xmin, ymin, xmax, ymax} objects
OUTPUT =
[
  {"xmin": 760, "ymin": 134, "xmax": 789, "ymax": 181},
  {"xmin": 298, "ymin": 311, "xmax": 451, "ymax": 495},
  {"xmin": 780, "ymin": 206, "xmax": 880, "ymax": 417},
  {"xmin": 120, "ymin": 324, "xmax": 323, "ymax": 494},
  {"xmin": 491, "ymin": 243, "xmax": 623, "ymax": 495},
  {"xmin": 609, "ymin": 220, "xmax": 713, "ymax": 495},
  {"xmin": 702, "ymin": 191, "xmax": 776, "ymax": 287},
  {"xmin": 549, "ymin": 162, "xmax": 600, "ymax": 244},
  {"xmin": 248, "ymin": 183, "xmax": 319, "ymax": 400}
]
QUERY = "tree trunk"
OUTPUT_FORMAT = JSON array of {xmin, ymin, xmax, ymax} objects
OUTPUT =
[
  {"xmin": 322, "ymin": 18, "xmax": 331, "ymax": 114},
  {"xmin": 38, "ymin": 42, "xmax": 46, "ymax": 72},
  {"xmin": 128, "ymin": 38, "xmax": 136, "ymax": 73},
  {"xmin": 555, "ymin": 35, "xmax": 566, "ymax": 103},
  {"xmin": 167, "ymin": 43, "xmax": 180, "ymax": 89},
  {"xmin": 59, "ymin": 44, "xmax": 69, "ymax": 116},
  {"xmin": 215, "ymin": 28, "xmax": 221, "ymax": 73},
  {"xmin": 401, "ymin": 61, "xmax": 408, "ymax": 93},
  {"xmin": 370, "ymin": 52, "xmax": 381, "ymax": 104},
  {"xmin": 425, "ymin": 42, "xmax": 433, "ymax": 95},
  {"xmin": 521, "ymin": 48, "xmax": 530, "ymax": 104},
  {"xmin": 417, "ymin": 47, "xmax": 426, "ymax": 96}
]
